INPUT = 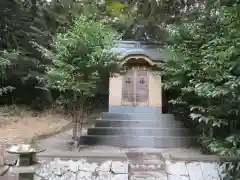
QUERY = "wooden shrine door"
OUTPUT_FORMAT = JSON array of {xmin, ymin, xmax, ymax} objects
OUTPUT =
[{"xmin": 122, "ymin": 68, "xmax": 149, "ymax": 106}]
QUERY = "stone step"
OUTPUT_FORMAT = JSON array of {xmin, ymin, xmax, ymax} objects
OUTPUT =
[
  {"xmin": 109, "ymin": 106, "xmax": 162, "ymax": 114},
  {"xmin": 79, "ymin": 135, "xmax": 198, "ymax": 148},
  {"xmin": 87, "ymin": 127, "xmax": 193, "ymax": 136},
  {"xmin": 101, "ymin": 112, "xmax": 175, "ymax": 121},
  {"xmin": 97, "ymin": 117, "xmax": 178, "ymax": 124},
  {"xmin": 94, "ymin": 120, "xmax": 183, "ymax": 128}
]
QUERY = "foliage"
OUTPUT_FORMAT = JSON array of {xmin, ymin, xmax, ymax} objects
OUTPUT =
[
  {"xmin": 47, "ymin": 15, "xmax": 120, "ymax": 138},
  {"xmin": 161, "ymin": 3, "xmax": 240, "ymax": 155},
  {"xmin": 0, "ymin": 0, "xmax": 51, "ymax": 80},
  {"xmin": 217, "ymin": 161, "xmax": 240, "ymax": 180},
  {"xmin": 0, "ymin": 0, "xmax": 87, "ymax": 106},
  {"xmin": 0, "ymin": 51, "xmax": 18, "ymax": 96},
  {"xmin": 92, "ymin": 0, "xmax": 212, "ymax": 41},
  {"xmin": 47, "ymin": 15, "xmax": 119, "ymax": 97},
  {"xmin": 0, "ymin": 0, "xmax": 125, "ymax": 108}
]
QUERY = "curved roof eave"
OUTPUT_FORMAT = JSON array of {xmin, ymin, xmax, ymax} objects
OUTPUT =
[
  {"xmin": 111, "ymin": 41, "xmax": 167, "ymax": 63},
  {"xmin": 118, "ymin": 50, "xmax": 166, "ymax": 62}
]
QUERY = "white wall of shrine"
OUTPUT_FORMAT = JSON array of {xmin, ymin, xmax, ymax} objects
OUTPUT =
[
  {"xmin": 149, "ymin": 72, "xmax": 162, "ymax": 107},
  {"xmin": 108, "ymin": 71, "xmax": 162, "ymax": 108},
  {"xmin": 109, "ymin": 73, "xmax": 123, "ymax": 106}
]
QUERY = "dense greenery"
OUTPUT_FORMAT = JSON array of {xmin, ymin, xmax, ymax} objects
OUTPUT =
[
  {"xmin": 161, "ymin": 3, "xmax": 240, "ymax": 155},
  {"xmin": 0, "ymin": 0, "xmax": 91, "ymax": 107},
  {"xmin": 91, "ymin": 0, "xmax": 208, "ymax": 41}
]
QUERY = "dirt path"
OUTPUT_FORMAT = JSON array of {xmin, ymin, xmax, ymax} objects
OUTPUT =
[{"xmin": 0, "ymin": 114, "xmax": 70, "ymax": 145}]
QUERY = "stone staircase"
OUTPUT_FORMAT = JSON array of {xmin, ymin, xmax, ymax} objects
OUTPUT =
[{"xmin": 79, "ymin": 107, "xmax": 197, "ymax": 148}]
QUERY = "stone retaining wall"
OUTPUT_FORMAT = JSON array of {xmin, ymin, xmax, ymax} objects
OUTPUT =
[{"xmin": 1, "ymin": 151, "xmax": 240, "ymax": 180}]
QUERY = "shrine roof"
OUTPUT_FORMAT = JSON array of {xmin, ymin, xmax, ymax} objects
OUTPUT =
[{"xmin": 111, "ymin": 41, "xmax": 166, "ymax": 62}]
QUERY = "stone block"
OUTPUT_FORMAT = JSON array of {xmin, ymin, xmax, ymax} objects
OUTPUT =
[
  {"xmin": 200, "ymin": 162, "xmax": 221, "ymax": 180},
  {"xmin": 59, "ymin": 172, "xmax": 76, "ymax": 180},
  {"xmin": 76, "ymin": 171, "xmax": 92, "ymax": 180},
  {"xmin": 77, "ymin": 160, "xmax": 98, "ymax": 172},
  {"xmin": 112, "ymin": 174, "xmax": 128, "ymax": 180},
  {"xmin": 68, "ymin": 160, "xmax": 78, "ymax": 173},
  {"xmin": 167, "ymin": 174, "xmax": 190, "ymax": 180},
  {"xmin": 96, "ymin": 171, "xmax": 112, "ymax": 180},
  {"xmin": 186, "ymin": 162, "xmax": 204, "ymax": 180},
  {"xmin": 98, "ymin": 160, "xmax": 112, "ymax": 172},
  {"xmin": 34, "ymin": 159, "xmax": 130, "ymax": 180},
  {"xmin": 130, "ymin": 171, "xmax": 167, "ymax": 180},
  {"xmin": 165, "ymin": 160, "xmax": 188, "ymax": 176},
  {"xmin": 111, "ymin": 161, "xmax": 128, "ymax": 174}
]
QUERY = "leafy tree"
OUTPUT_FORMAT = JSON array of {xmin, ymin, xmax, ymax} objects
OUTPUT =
[
  {"xmin": 92, "ymin": 0, "xmax": 211, "ymax": 41},
  {"xmin": 161, "ymin": 3, "xmax": 240, "ymax": 155},
  {"xmin": 0, "ymin": 0, "xmax": 88, "ymax": 107},
  {"xmin": 47, "ymin": 16, "xmax": 120, "ymax": 139},
  {"xmin": 0, "ymin": 0, "xmax": 52, "ymax": 105},
  {"xmin": 0, "ymin": 51, "xmax": 18, "ymax": 96}
]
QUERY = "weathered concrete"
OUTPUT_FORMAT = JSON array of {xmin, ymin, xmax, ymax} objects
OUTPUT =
[
  {"xmin": 128, "ymin": 154, "xmax": 240, "ymax": 180},
  {"xmin": 87, "ymin": 127, "xmax": 193, "ymax": 136},
  {"xmin": 163, "ymin": 160, "xmax": 239, "ymax": 180},
  {"xmin": 130, "ymin": 170, "xmax": 168, "ymax": 180},
  {"xmin": 108, "ymin": 106, "xmax": 162, "ymax": 114},
  {"xmin": 38, "ymin": 130, "xmax": 79, "ymax": 152},
  {"xmin": 129, "ymin": 155, "xmax": 240, "ymax": 180},
  {"xmin": 0, "ymin": 166, "xmax": 9, "ymax": 176},
  {"xmin": 37, "ymin": 151, "xmax": 127, "ymax": 163},
  {"xmin": 94, "ymin": 120, "xmax": 183, "ymax": 128},
  {"xmin": 79, "ymin": 135, "xmax": 197, "ymax": 148},
  {"xmin": 169, "ymin": 154, "xmax": 240, "ymax": 162},
  {"xmin": 80, "ymin": 109, "xmax": 197, "ymax": 148},
  {"xmin": 101, "ymin": 112, "xmax": 175, "ymax": 121}
]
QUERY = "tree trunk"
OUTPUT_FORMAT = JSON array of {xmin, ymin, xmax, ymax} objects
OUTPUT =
[
  {"xmin": 78, "ymin": 96, "xmax": 85, "ymax": 138},
  {"xmin": 206, "ymin": 99, "xmax": 214, "ymax": 138},
  {"xmin": 72, "ymin": 94, "xmax": 78, "ymax": 140},
  {"xmin": 209, "ymin": 125, "xmax": 213, "ymax": 137}
]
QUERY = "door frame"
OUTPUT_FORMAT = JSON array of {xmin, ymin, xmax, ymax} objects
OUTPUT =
[
  {"xmin": 121, "ymin": 70, "xmax": 135, "ymax": 106},
  {"xmin": 121, "ymin": 66, "xmax": 149, "ymax": 107}
]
